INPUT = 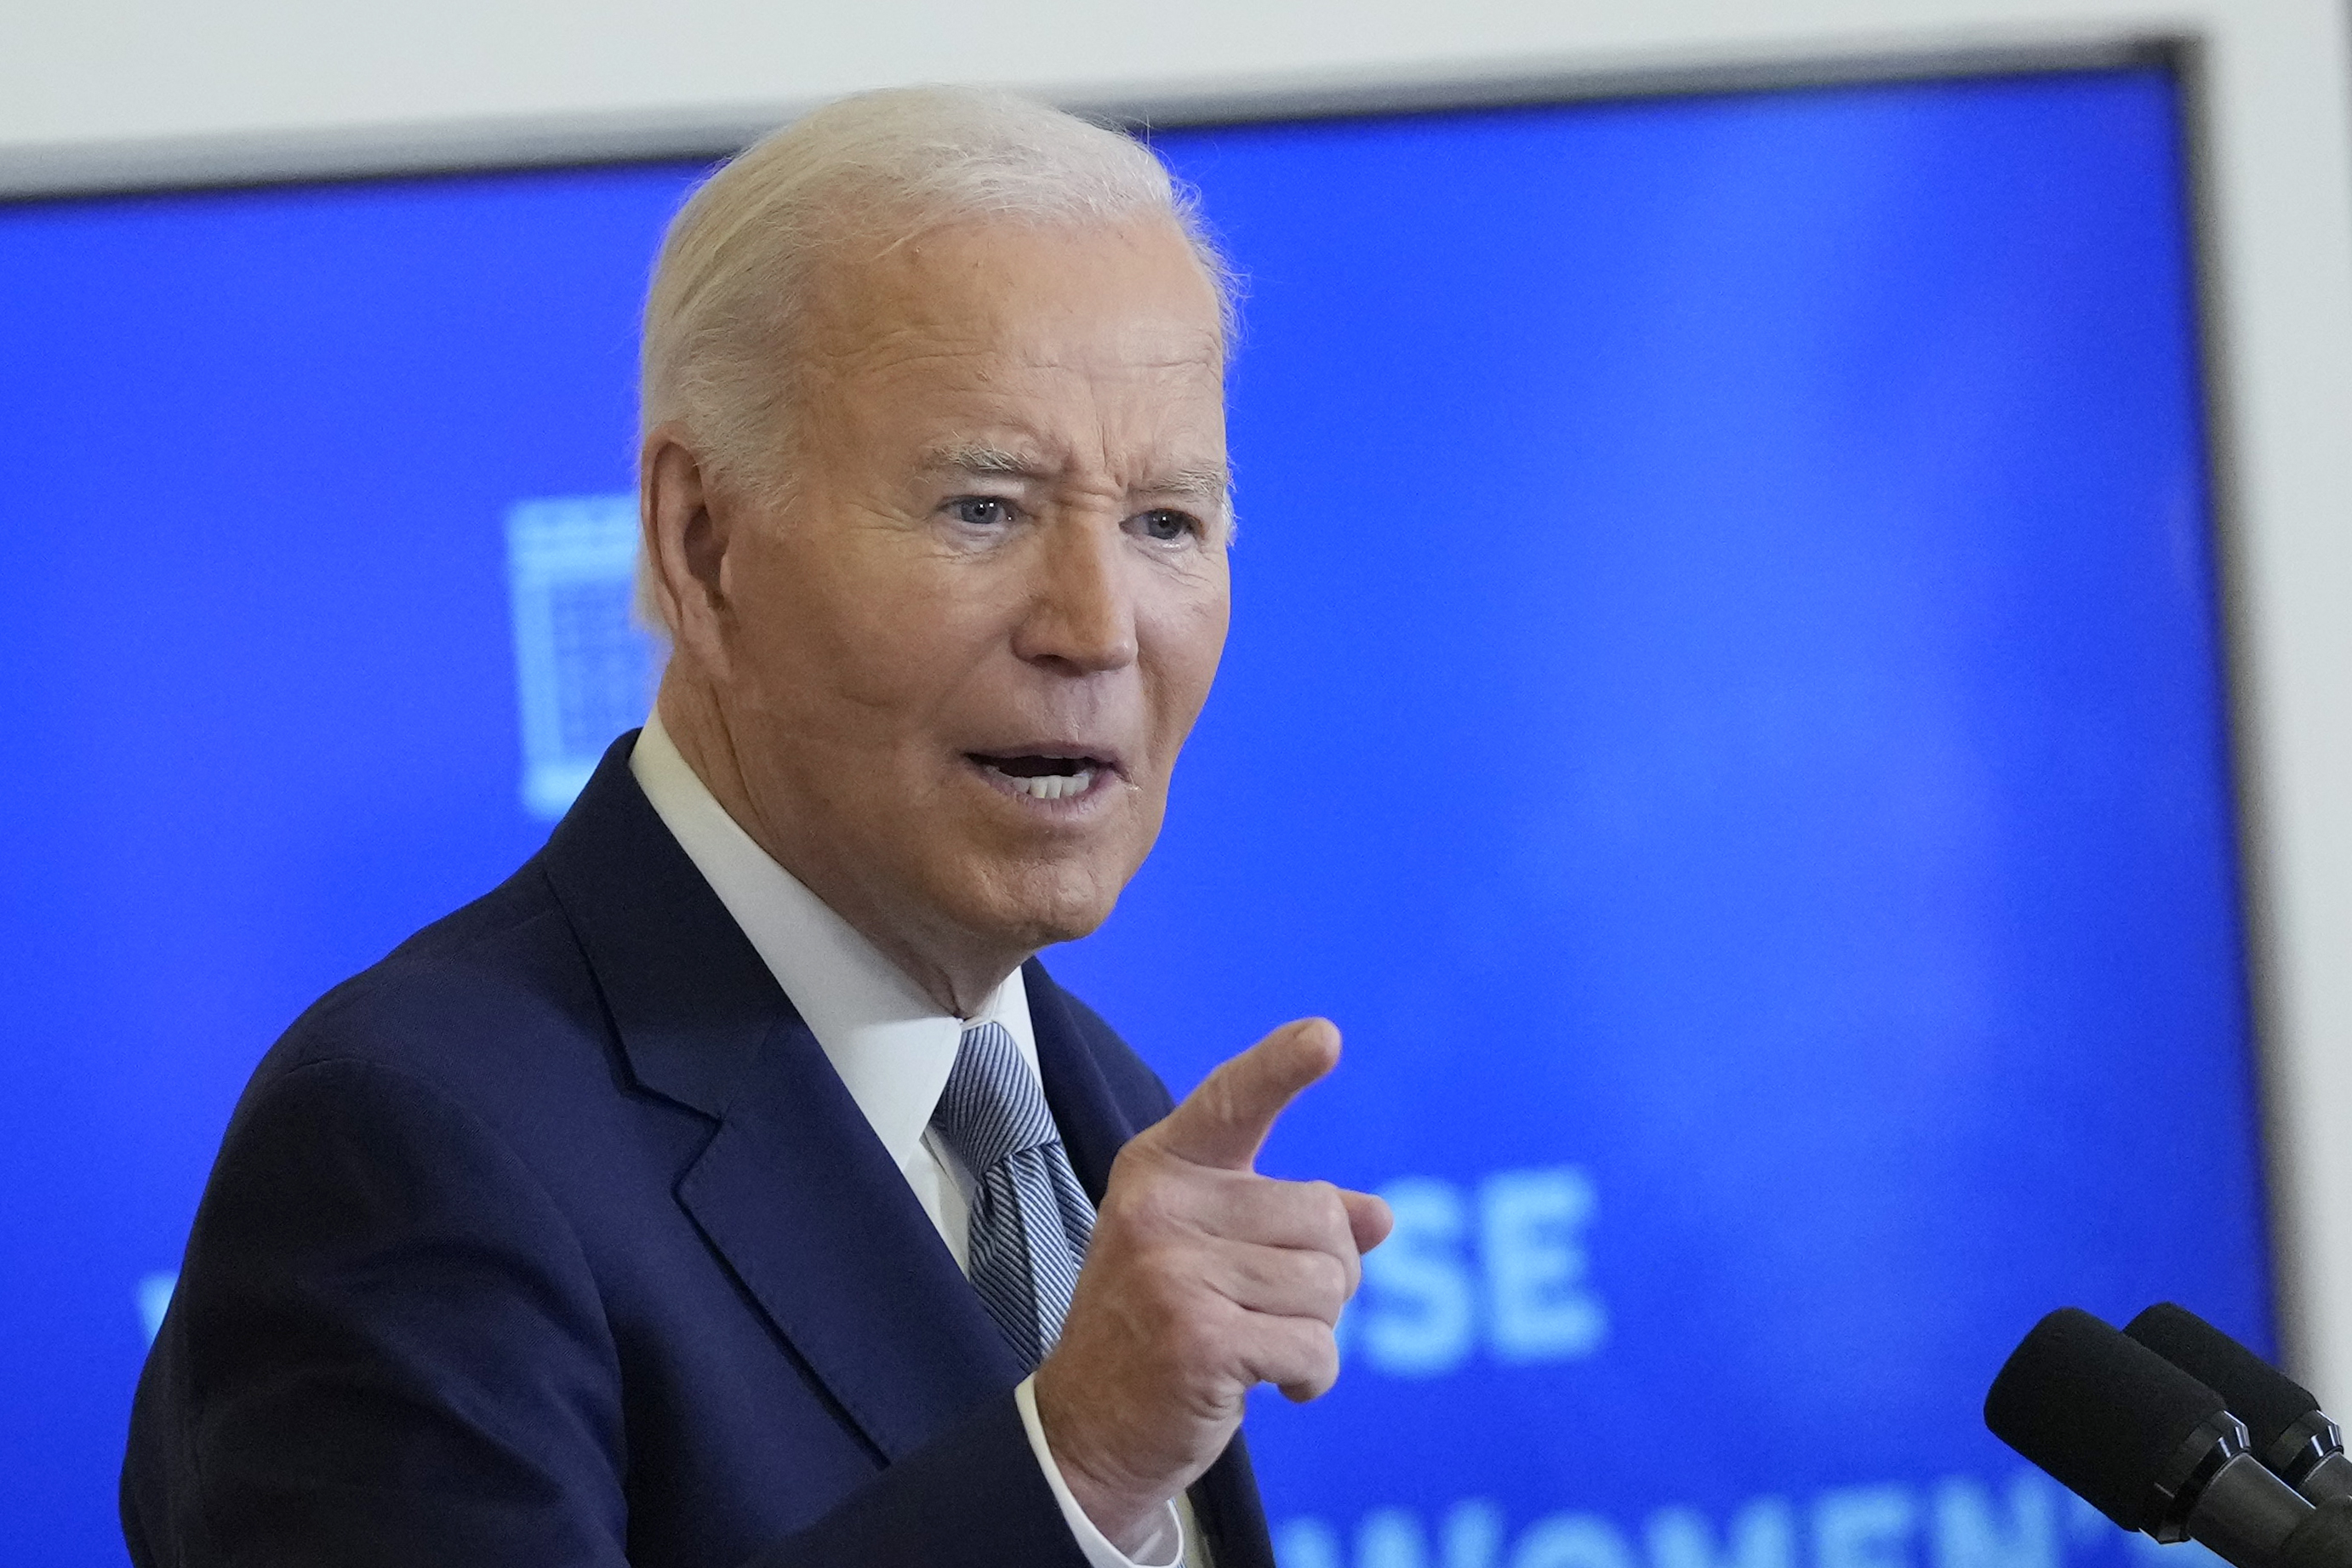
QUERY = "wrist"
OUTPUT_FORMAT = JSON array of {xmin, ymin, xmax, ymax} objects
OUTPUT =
[{"xmin": 1032, "ymin": 1362, "xmax": 1170, "ymax": 1555}]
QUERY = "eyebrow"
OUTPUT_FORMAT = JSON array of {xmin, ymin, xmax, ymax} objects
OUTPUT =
[
  {"xmin": 922, "ymin": 442, "xmax": 1232, "ymax": 508},
  {"xmin": 1152, "ymin": 465, "xmax": 1236, "ymax": 505},
  {"xmin": 924, "ymin": 443, "xmax": 1052, "ymax": 481}
]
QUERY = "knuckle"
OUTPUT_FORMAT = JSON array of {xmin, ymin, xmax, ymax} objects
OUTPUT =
[
  {"xmin": 1101, "ymin": 1161, "xmax": 1186, "ymax": 1236},
  {"xmin": 1306, "ymin": 1179, "xmax": 1350, "ymax": 1234},
  {"xmin": 1267, "ymin": 1247, "xmax": 1327, "ymax": 1299},
  {"xmin": 1266, "ymin": 1177, "xmax": 1344, "ymax": 1240},
  {"xmin": 1169, "ymin": 1303, "xmax": 1236, "ymax": 1373}
]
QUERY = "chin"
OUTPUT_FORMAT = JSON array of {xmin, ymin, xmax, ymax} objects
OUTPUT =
[{"xmin": 954, "ymin": 850, "xmax": 1135, "ymax": 953}]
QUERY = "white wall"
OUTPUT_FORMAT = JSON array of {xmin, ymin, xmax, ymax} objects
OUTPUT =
[{"xmin": 9, "ymin": 0, "xmax": 2352, "ymax": 1396}]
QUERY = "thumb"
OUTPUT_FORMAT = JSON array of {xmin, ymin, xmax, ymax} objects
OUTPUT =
[{"xmin": 1152, "ymin": 1018, "xmax": 1341, "ymax": 1172}]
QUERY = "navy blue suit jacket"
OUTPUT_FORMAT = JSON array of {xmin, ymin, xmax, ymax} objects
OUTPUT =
[{"xmin": 122, "ymin": 733, "xmax": 1275, "ymax": 1568}]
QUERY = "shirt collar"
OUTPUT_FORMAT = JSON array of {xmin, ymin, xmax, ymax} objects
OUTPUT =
[{"xmin": 627, "ymin": 715, "xmax": 1038, "ymax": 1178}]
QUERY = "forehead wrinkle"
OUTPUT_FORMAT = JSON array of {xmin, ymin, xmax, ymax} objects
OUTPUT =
[
  {"xmin": 817, "ymin": 272, "xmax": 1219, "ymax": 371},
  {"xmin": 823, "ymin": 283, "xmax": 1222, "ymax": 379}
]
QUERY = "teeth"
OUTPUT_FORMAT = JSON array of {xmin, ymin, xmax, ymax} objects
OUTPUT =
[{"xmin": 991, "ymin": 766, "xmax": 1097, "ymax": 801}]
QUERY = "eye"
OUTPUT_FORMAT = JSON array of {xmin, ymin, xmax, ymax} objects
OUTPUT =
[
  {"xmin": 946, "ymin": 496, "xmax": 1017, "ymax": 528},
  {"xmin": 1134, "ymin": 508, "xmax": 1201, "ymax": 543}
]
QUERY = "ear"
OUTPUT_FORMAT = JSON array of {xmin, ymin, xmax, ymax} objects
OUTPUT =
[{"xmin": 639, "ymin": 423, "xmax": 736, "ymax": 676}]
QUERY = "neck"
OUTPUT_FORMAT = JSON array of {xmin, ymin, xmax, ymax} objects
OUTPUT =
[{"xmin": 652, "ymin": 674, "xmax": 1025, "ymax": 1017}]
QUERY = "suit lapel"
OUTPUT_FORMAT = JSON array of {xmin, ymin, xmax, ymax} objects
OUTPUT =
[
  {"xmin": 676, "ymin": 1012, "xmax": 1030, "ymax": 1460},
  {"xmin": 541, "ymin": 733, "xmax": 1026, "ymax": 1462},
  {"xmin": 539, "ymin": 736, "xmax": 784, "ymax": 1119},
  {"xmin": 1025, "ymin": 960, "xmax": 1150, "ymax": 1205}
]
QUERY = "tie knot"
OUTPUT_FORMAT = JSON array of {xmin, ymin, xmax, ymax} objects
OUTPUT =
[{"xmin": 931, "ymin": 1021, "xmax": 1057, "ymax": 1174}]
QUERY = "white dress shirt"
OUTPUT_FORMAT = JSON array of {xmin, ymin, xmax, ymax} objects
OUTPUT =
[{"xmin": 630, "ymin": 717, "xmax": 1196, "ymax": 1568}]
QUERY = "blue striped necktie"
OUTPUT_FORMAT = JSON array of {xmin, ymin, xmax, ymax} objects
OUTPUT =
[{"xmin": 928, "ymin": 1020, "xmax": 1097, "ymax": 1369}]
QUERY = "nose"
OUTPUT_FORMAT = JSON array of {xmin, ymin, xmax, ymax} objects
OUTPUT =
[{"xmin": 1012, "ymin": 515, "xmax": 1139, "ymax": 676}]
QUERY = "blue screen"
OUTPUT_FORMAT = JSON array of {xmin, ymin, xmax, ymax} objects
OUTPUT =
[{"xmin": 0, "ymin": 67, "xmax": 2264, "ymax": 1567}]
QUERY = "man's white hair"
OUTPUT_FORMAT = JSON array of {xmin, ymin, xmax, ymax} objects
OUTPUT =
[{"xmin": 635, "ymin": 84, "xmax": 1234, "ymax": 633}]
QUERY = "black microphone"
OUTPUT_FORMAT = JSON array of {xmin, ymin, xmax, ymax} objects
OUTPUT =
[
  {"xmin": 2282, "ymin": 1502, "xmax": 2352, "ymax": 1568},
  {"xmin": 1986, "ymin": 1307, "xmax": 2317, "ymax": 1568},
  {"xmin": 2128, "ymin": 1303, "xmax": 2352, "ymax": 1506}
]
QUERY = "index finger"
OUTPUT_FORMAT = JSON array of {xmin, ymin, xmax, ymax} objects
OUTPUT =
[{"xmin": 1151, "ymin": 1018, "xmax": 1341, "ymax": 1172}]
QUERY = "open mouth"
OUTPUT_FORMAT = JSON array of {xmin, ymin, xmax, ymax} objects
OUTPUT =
[{"xmin": 967, "ymin": 753, "xmax": 1110, "ymax": 801}]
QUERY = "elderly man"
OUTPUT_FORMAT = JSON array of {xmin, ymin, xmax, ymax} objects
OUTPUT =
[{"xmin": 121, "ymin": 85, "xmax": 1390, "ymax": 1568}]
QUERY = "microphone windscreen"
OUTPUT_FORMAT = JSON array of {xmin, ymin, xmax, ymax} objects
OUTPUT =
[
  {"xmin": 2127, "ymin": 1303, "xmax": 2321, "ymax": 1455},
  {"xmin": 1986, "ymin": 1306, "xmax": 2230, "ymax": 1532}
]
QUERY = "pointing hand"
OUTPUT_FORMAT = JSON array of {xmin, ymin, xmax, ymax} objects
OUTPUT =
[{"xmin": 1033, "ymin": 1019, "xmax": 1394, "ymax": 1552}]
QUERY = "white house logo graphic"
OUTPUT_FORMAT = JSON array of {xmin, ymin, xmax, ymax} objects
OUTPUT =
[{"xmin": 505, "ymin": 495, "xmax": 657, "ymax": 818}]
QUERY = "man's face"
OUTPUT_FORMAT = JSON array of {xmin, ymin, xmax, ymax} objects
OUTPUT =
[{"xmin": 690, "ymin": 215, "xmax": 1230, "ymax": 966}]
